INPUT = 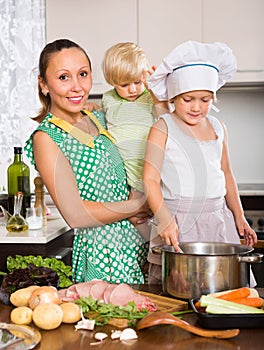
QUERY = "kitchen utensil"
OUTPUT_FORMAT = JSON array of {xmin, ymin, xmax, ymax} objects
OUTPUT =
[
  {"xmin": 136, "ymin": 311, "xmax": 240, "ymax": 339},
  {"xmin": 26, "ymin": 207, "xmax": 43, "ymax": 230},
  {"xmin": 153, "ymin": 242, "xmax": 263, "ymax": 299},
  {"xmin": 0, "ymin": 322, "xmax": 41, "ymax": 349},
  {"xmin": 190, "ymin": 297, "xmax": 264, "ymax": 329}
]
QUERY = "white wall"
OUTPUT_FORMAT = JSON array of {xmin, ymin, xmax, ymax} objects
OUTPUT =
[{"xmin": 213, "ymin": 89, "xmax": 264, "ymax": 183}]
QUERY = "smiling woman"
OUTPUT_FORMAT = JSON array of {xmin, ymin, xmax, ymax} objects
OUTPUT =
[{"xmin": 24, "ymin": 39, "xmax": 150, "ymax": 285}]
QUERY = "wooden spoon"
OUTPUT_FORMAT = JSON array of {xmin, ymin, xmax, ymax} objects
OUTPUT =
[{"xmin": 136, "ymin": 311, "xmax": 240, "ymax": 339}]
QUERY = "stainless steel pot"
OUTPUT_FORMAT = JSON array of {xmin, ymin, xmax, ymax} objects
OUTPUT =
[{"xmin": 152, "ymin": 242, "xmax": 263, "ymax": 299}]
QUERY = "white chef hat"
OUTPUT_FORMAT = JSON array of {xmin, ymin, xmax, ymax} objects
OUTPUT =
[{"xmin": 147, "ymin": 41, "xmax": 237, "ymax": 101}]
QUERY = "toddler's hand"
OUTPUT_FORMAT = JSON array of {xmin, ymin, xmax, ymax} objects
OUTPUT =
[
  {"xmin": 143, "ymin": 66, "xmax": 157, "ymax": 89},
  {"xmin": 83, "ymin": 102, "xmax": 100, "ymax": 112}
]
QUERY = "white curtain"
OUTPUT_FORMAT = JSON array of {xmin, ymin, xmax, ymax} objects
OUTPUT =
[{"xmin": 0, "ymin": 0, "xmax": 45, "ymax": 168}]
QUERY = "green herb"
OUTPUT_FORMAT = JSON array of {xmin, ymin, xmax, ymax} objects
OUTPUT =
[
  {"xmin": 5, "ymin": 255, "xmax": 73, "ymax": 288},
  {"xmin": 75, "ymin": 296, "xmax": 149, "ymax": 326},
  {"xmin": 171, "ymin": 310, "xmax": 194, "ymax": 316}
]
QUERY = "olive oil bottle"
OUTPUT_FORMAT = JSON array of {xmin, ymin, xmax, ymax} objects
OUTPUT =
[
  {"xmin": 6, "ymin": 191, "xmax": 28, "ymax": 232},
  {"xmin": 7, "ymin": 147, "xmax": 31, "ymax": 217}
]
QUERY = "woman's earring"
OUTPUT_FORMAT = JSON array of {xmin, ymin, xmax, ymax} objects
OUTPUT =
[{"xmin": 42, "ymin": 90, "xmax": 47, "ymax": 96}]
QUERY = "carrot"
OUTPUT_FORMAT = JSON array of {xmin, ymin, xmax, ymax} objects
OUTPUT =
[
  {"xmin": 194, "ymin": 300, "xmax": 206, "ymax": 313},
  {"xmin": 216, "ymin": 287, "xmax": 250, "ymax": 301},
  {"xmin": 195, "ymin": 301, "xmax": 201, "ymax": 309},
  {"xmin": 231, "ymin": 297, "xmax": 264, "ymax": 308}
]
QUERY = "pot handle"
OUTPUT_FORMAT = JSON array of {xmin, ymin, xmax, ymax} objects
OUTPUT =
[
  {"xmin": 238, "ymin": 253, "xmax": 263, "ymax": 264},
  {"xmin": 151, "ymin": 246, "xmax": 163, "ymax": 255}
]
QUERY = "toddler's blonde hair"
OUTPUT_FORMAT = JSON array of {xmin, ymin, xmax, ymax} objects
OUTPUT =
[{"xmin": 102, "ymin": 42, "xmax": 150, "ymax": 86}]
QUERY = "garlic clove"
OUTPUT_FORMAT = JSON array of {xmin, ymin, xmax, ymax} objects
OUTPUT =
[
  {"xmin": 94, "ymin": 332, "xmax": 108, "ymax": 341},
  {"xmin": 120, "ymin": 328, "xmax": 138, "ymax": 341},
  {"xmin": 111, "ymin": 330, "xmax": 122, "ymax": 340},
  {"xmin": 75, "ymin": 318, "xmax": 95, "ymax": 331}
]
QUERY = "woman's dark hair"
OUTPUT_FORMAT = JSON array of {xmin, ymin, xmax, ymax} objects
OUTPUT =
[{"xmin": 34, "ymin": 39, "xmax": 91, "ymax": 122}]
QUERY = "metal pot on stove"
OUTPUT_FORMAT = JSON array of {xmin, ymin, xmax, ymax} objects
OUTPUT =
[{"xmin": 152, "ymin": 242, "xmax": 263, "ymax": 299}]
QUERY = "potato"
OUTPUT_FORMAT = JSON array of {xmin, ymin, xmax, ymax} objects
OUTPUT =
[
  {"xmin": 10, "ymin": 306, "xmax": 33, "ymax": 325},
  {"xmin": 33, "ymin": 303, "xmax": 63, "ymax": 330},
  {"xmin": 10, "ymin": 286, "xmax": 40, "ymax": 307},
  {"xmin": 60, "ymin": 302, "xmax": 81, "ymax": 324}
]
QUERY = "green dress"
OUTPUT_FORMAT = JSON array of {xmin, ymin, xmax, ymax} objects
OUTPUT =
[{"xmin": 25, "ymin": 110, "xmax": 148, "ymax": 284}]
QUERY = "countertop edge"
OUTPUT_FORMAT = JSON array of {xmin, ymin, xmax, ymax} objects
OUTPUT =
[{"xmin": 0, "ymin": 218, "xmax": 70, "ymax": 244}]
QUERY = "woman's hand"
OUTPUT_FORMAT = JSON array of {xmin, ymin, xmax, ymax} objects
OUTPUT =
[
  {"xmin": 236, "ymin": 216, "xmax": 257, "ymax": 247},
  {"xmin": 157, "ymin": 218, "xmax": 181, "ymax": 252}
]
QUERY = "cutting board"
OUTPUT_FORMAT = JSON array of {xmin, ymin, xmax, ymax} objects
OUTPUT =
[
  {"xmin": 135, "ymin": 290, "xmax": 188, "ymax": 313},
  {"xmin": 108, "ymin": 291, "xmax": 188, "ymax": 328}
]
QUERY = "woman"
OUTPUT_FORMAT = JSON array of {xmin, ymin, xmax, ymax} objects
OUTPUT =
[{"xmin": 25, "ymin": 39, "xmax": 150, "ymax": 284}]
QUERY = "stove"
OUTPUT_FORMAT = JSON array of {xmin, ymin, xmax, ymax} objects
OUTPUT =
[
  {"xmin": 238, "ymin": 184, "xmax": 264, "ymax": 240},
  {"xmin": 244, "ymin": 210, "xmax": 264, "ymax": 239}
]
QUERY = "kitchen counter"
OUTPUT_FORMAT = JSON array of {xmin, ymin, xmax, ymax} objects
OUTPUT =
[
  {"xmin": 0, "ymin": 215, "xmax": 73, "ymax": 271},
  {"xmin": 0, "ymin": 285, "xmax": 264, "ymax": 350},
  {"xmin": 238, "ymin": 183, "xmax": 264, "ymax": 196},
  {"xmin": 0, "ymin": 217, "xmax": 69, "ymax": 244}
]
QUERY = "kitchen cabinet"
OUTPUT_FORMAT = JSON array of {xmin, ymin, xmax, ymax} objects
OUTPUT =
[
  {"xmin": 46, "ymin": 0, "xmax": 138, "ymax": 94},
  {"xmin": 203, "ymin": 0, "xmax": 264, "ymax": 83},
  {"xmin": 46, "ymin": 0, "xmax": 264, "ymax": 95},
  {"xmin": 137, "ymin": 0, "xmax": 202, "ymax": 66},
  {"xmin": 138, "ymin": 0, "xmax": 264, "ymax": 83}
]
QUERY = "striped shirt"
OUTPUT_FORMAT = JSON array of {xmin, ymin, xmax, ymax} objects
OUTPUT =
[{"xmin": 102, "ymin": 89, "xmax": 155, "ymax": 191}]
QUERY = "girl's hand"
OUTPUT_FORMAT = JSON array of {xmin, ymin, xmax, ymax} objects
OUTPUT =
[
  {"xmin": 157, "ymin": 219, "xmax": 181, "ymax": 252},
  {"xmin": 236, "ymin": 216, "xmax": 257, "ymax": 247}
]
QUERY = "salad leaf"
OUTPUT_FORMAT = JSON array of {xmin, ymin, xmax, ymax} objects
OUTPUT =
[
  {"xmin": 5, "ymin": 255, "xmax": 73, "ymax": 288},
  {"xmin": 0, "ymin": 263, "xmax": 59, "ymax": 304}
]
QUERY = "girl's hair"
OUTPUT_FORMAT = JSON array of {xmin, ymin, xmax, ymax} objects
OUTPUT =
[
  {"xmin": 102, "ymin": 42, "xmax": 150, "ymax": 86},
  {"xmin": 35, "ymin": 39, "xmax": 91, "ymax": 123}
]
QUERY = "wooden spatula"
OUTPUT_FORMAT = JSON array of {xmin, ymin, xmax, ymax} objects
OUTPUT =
[{"xmin": 136, "ymin": 311, "xmax": 240, "ymax": 339}]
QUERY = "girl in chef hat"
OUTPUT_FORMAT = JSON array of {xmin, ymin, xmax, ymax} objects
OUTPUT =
[{"xmin": 143, "ymin": 41, "xmax": 257, "ymax": 284}]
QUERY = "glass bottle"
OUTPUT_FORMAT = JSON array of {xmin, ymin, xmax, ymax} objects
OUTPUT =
[
  {"xmin": 6, "ymin": 191, "xmax": 28, "ymax": 232},
  {"xmin": 7, "ymin": 147, "xmax": 31, "ymax": 217}
]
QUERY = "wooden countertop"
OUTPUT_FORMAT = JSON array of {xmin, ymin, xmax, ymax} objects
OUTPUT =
[{"xmin": 1, "ymin": 285, "xmax": 264, "ymax": 350}]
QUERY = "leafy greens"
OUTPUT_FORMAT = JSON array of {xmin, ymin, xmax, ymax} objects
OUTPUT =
[
  {"xmin": 5, "ymin": 255, "xmax": 73, "ymax": 288},
  {"xmin": 75, "ymin": 295, "xmax": 149, "ymax": 326}
]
